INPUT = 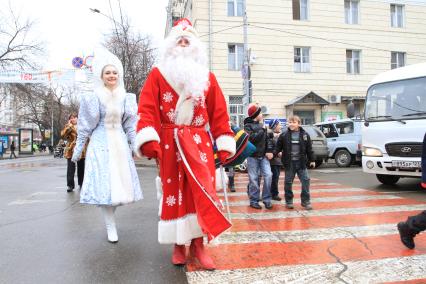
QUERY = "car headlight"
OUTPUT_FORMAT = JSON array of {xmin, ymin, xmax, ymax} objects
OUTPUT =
[{"xmin": 362, "ymin": 146, "xmax": 383, "ymax": 157}]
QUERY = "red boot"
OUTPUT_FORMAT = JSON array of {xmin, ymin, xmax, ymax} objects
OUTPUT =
[
  {"xmin": 172, "ymin": 244, "xmax": 186, "ymax": 265},
  {"xmin": 189, "ymin": 237, "xmax": 216, "ymax": 270}
]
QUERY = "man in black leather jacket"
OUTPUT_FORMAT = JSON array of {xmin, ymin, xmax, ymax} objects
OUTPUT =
[{"xmin": 244, "ymin": 103, "xmax": 274, "ymax": 209}]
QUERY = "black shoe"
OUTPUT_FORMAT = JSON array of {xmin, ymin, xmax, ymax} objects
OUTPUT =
[
  {"xmin": 285, "ymin": 203, "xmax": 294, "ymax": 209},
  {"xmin": 229, "ymin": 186, "xmax": 236, "ymax": 192},
  {"xmin": 397, "ymin": 222, "xmax": 415, "ymax": 249},
  {"xmin": 250, "ymin": 203, "xmax": 262, "ymax": 209},
  {"xmin": 67, "ymin": 187, "xmax": 74, "ymax": 193},
  {"xmin": 264, "ymin": 202, "xmax": 273, "ymax": 210},
  {"xmin": 301, "ymin": 202, "xmax": 313, "ymax": 210},
  {"xmin": 272, "ymin": 196, "xmax": 282, "ymax": 201}
]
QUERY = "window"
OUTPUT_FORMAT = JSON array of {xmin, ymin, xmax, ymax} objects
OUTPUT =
[
  {"xmin": 391, "ymin": 52, "xmax": 405, "ymax": 69},
  {"xmin": 227, "ymin": 0, "xmax": 244, "ymax": 16},
  {"xmin": 293, "ymin": 0, "xmax": 309, "ymax": 20},
  {"xmin": 228, "ymin": 44, "xmax": 244, "ymax": 71},
  {"xmin": 294, "ymin": 47, "xmax": 311, "ymax": 72},
  {"xmin": 335, "ymin": 122, "xmax": 354, "ymax": 135},
  {"xmin": 294, "ymin": 110, "xmax": 315, "ymax": 125},
  {"xmin": 229, "ymin": 96, "xmax": 245, "ymax": 127},
  {"xmin": 319, "ymin": 124, "xmax": 338, "ymax": 138},
  {"xmin": 346, "ymin": 50, "xmax": 361, "ymax": 74},
  {"xmin": 345, "ymin": 0, "xmax": 359, "ymax": 24},
  {"xmin": 391, "ymin": 4, "xmax": 404, "ymax": 27}
]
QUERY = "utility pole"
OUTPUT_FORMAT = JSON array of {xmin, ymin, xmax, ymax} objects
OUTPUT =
[{"xmin": 242, "ymin": 0, "xmax": 250, "ymax": 115}]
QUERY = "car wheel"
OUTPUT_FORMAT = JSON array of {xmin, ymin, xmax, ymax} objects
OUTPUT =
[
  {"xmin": 334, "ymin": 149, "xmax": 352, "ymax": 167},
  {"xmin": 376, "ymin": 174, "xmax": 400, "ymax": 185},
  {"xmin": 315, "ymin": 160, "xmax": 323, "ymax": 168}
]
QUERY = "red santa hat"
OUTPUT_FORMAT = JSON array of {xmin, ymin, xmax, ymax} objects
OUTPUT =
[
  {"xmin": 170, "ymin": 18, "xmax": 198, "ymax": 40},
  {"xmin": 247, "ymin": 103, "xmax": 261, "ymax": 119}
]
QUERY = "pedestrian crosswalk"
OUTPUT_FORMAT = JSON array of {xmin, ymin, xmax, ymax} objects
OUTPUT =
[{"xmin": 185, "ymin": 174, "xmax": 426, "ymax": 283}]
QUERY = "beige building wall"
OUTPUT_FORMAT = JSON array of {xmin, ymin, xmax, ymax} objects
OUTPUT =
[{"xmin": 168, "ymin": 0, "xmax": 426, "ymax": 124}]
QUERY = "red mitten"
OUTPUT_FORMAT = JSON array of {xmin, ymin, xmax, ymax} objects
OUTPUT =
[
  {"xmin": 217, "ymin": 150, "xmax": 230, "ymax": 164},
  {"xmin": 422, "ymin": 182, "xmax": 426, "ymax": 189},
  {"xmin": 141, "ymin": 141, "xmax": 162, "ymax": 161}
]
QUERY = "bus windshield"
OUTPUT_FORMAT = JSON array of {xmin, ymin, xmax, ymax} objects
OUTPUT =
[{"xmin": 365, "ymin": 76, "xmax": 426, "ymax": 121}]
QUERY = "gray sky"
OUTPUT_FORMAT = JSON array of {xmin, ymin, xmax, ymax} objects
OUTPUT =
[{"xmin": 5, "ymin": 0, "xmax": 168, "ymax": 70}]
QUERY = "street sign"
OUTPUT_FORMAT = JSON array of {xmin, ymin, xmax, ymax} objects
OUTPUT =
[
  {"xmin": 264, "ymin": 118, "xmax": 287, "ymax": 128},
  {"xmin": 72, "ymin": 57, "xmax": 84, "ymax": 68}
]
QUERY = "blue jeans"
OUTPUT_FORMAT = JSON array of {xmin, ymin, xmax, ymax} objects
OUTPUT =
[
  {"xmin": 284, "ymin": 160, "xmax": 311, "ymax": 204},
  {"xmin": 247, "ymin": 157, "xmax": 272, "ymax": 204},
  {"xmin": 270, "ymin": 165, "xmax": 281, "ymax": 198}
]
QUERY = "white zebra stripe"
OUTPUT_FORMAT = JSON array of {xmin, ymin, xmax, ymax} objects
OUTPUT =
[
  {"xmin": 186, "ymin": 255, "xmax": 426, "ymax": 284},
  {"xmin": 213, "ymin": 224, "xmax": 397, "ymax": 244},
  {"xmin": 229, "ymin": 204, "xmax": 426, "ymax": 220},
  {"xmin": 226, "ymin": 194, "xmax": 401, "ymax": 207},
  {"xmin": 217, "ymin": 187, "xmax": 369, "ymax": 197}
]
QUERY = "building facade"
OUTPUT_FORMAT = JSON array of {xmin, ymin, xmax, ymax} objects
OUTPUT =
[{"xmin": 166, "ymin": 0, "xmax": 426, "ymax": 125}]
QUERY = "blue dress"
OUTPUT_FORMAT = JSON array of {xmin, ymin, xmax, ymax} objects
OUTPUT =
[{"xmin": 72, "ymin": 87, "xmax": 142, "ymax": 206}]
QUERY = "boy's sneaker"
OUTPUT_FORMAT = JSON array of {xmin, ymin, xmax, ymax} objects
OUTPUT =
[
  {"xmin": 397, "ymin": 222, "xmax": 415, "ymax": 249},
  {"xmin": 272, "ymin": 196, "xmax": 282, "ymax": 201},
  {"xmin": 301, "ymin": 202, "xmax": 313, "ymax": 210},
  {"xmin": 264, "ymin": 202, "xmax": 273, "ymax": 210},
  {"xmin": 250, "ymin": 203, "xmax": 262, "ymax": 210},
  {"xmin": 285, "ymin": 203, "xmax": 294, "ymax": 209}
]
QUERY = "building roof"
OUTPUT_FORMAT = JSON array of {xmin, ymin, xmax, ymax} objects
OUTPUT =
[
  {"xmin": 286, "ymin": 91, "xmax": 329, "ymax": 106},
  {"xmin": 368, "ymin": 62, "xmax": 426, "ymax": 87}
]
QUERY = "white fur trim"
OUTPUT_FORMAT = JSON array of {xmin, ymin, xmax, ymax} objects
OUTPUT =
[
  {"xmin": 215, "ymin": 168, "xmax": 228, "ymax": 191},
  {"xmin": 156, "ymin": 176, "xmax": 163, "ymax": 216},
  {"xmin": 133, "ymin": 127, "xmax": 160, "ymax": 158},
  {"xmin": 216, "ymin": 135, "xmax": 236, "ymax": 158},
  {"xmin": 158, "ymin": 214, "xmax": 204, "ymax": 245},
  {"xmin": 175, "ymin": 96, "xmax": 194, "ymax": 125}
]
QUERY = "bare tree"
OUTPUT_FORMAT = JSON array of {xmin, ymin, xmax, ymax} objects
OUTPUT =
[
  {"xmin": 0, "ymin": 3, "xmax": 44, "ymax": 70},
  {"xmin": 103, "ymin": 12, "xmax": 156, "ymax": 98}
]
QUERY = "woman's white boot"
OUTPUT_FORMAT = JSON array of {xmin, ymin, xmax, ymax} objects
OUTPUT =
[{"xmin": 102, "ymin": 206, "xmax": 118, "ymax": 243}]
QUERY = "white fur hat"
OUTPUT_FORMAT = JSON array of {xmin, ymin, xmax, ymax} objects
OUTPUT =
[{"xmin": 169, "ymin": 18, "xmax": 198, "ymax": 40}]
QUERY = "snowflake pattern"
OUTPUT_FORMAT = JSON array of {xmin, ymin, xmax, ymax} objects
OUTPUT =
[
  {"xmin": 176, "ymin": 151, "xmax": 182, "ymax": 162},
  {"xmin": 199, "ymin": 151, "xmax": 208, "ymax": 163},
  {"xmin": 194, "ymin": 96, "xmax": 206, "ymax": 108},
  {"xmin": 166, "ymin": 108, "xmax": 175, "ymax": 122},
  {"xmin": 178, "ymin": 190, "xmax": 182, "ymax": 206},
  {"xmin": 166, "ymin": 195, "xmax": 176, "ymax": 207},
  {"xmin": 163, "ymin": 92, "xmax": 173, "ymax": 103},
  {"xmin": 193, "ymin": 115, "xmax": 205, "ymax": 126},
  {"xmin": 193, "ymin": 133, "xmax": 202, "ymax": 144}
]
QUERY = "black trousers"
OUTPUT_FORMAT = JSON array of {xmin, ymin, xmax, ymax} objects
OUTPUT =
[
  {"xmin": 67, "ymin": 158, "xmax": 85, "ymax": 188},
  {"xmin": 406, "ymin": 210, "xmax": 426, "ymax": 234}
]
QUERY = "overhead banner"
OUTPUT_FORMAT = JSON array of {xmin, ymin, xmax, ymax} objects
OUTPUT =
[{"xmin": 0, "ymin": 69, "xmax": 93, "ymax": 84}]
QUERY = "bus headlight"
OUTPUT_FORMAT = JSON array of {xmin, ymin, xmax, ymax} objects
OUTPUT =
[{"xmin": 362, "ymin": 146, "xmax": 383, "ymax": 157}]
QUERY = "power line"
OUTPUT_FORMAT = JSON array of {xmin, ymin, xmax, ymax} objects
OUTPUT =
[
  {"xmin": 199, "ymin": 25, "xmax": 244, "ymax": 38},
  {"xmin": 249, "ymin": 24, "xmax": 426, "ymax": 59}
]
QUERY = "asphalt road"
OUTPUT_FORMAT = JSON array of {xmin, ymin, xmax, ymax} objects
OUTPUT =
[{"xmin": 0, "ymin": 156, "xmax": 187, "ymax": 284}]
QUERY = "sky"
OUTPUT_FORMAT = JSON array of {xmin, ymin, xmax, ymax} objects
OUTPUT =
[{"xmin": 4, "ymin": 0, "xmax": 169, "ymax": 70}]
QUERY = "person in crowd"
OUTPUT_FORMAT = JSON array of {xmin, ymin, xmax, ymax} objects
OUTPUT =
[
  {"xmin": 397, "ymin": 132, "xmax": 426, "ymax": 249},
  {"xmin": 9, "ymin": 140, "xmax": 17, "ymax": 159},
  {"xmin": 61, "ymin": 113, "xmax": 85, "ymax": 192},
  {"xmin": 276, "ymin": 115, "xmax": 315, "ymax": 210},
  {"xmin": 72, "ymin": 48, "xmax": 142, "ymax": 243},
  {"xmin": 268, "ymin": 119, "xmax": 283, "ymax": 201},
  {"xmin": 244, "ymin": 103, "xmax": 274, "ymax": 210},
  {"xmin": 135, "ymin": 19, "xmax": 235, "ymax": 270}
]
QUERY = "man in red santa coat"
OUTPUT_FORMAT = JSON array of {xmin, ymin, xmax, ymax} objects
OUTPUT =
[{"xmin": 134, "ymin": 18, "xmax": 236, "ymax": 270}]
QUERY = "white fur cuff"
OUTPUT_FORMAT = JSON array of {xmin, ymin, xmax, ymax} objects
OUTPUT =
[
  {"xmin": 216, "ymin": 135, "xmax": 236, "ymax": 158},
  {"xmin": 133, "ymin": 126, "xmax": 160, "ymax": 158}
]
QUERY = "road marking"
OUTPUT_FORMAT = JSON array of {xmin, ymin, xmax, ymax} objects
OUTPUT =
[
  {"xmin": 186, "ymin": 255, "xmax": 426, "ymax": 284},
  {"xmin": 217, "ymin": 188, "xmax": 368, "ymax": 197},
  {"xmin": 8, "ymin": 199, "xmax": 67, "ymax": 205}
]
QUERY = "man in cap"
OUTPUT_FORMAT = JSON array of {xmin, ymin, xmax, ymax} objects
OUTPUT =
[{"xmin": 135, "ymin": 18, "xmax": 235, "ymax": 270}]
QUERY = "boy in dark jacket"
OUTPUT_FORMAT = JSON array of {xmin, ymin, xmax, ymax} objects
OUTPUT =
[
  {"xmin": 276, "ymin": 115, "xmax": 315, "ymax": 210},
  {"xmin": 397, "ymin": 132, "xmax": 426, "ymax": 249},
  {"xmin": 268, "ymin": 119, "xmax": 283, "ymax": 201},
  {"xmin": 244, "ymin": 103, "xmax": 274, "ymax": 209}
]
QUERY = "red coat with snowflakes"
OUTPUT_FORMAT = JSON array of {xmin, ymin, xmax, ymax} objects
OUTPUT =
[{"xmin": 135, "ymin": 67, "xmax": 235, "ymax": 245}]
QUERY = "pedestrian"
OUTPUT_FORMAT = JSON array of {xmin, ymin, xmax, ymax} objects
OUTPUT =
[
  {"xmin": 244, "ymin": 103, "xmax": 274, "ymax": 210},
  {"xmin": 397, "ymin": 132, "xmax": 426, "ymax": 249},
  {"xmin": 9, "ymin": 140, "xmax": 17, "ymax": 159},
  {"xmin": 276, "ymin": 115, "xmax": 315, "ymax": 210},
  {"xmin": 61, "ymin": 113, "xmax": 85, "ymax": 192},
  {"xmin": 269, "ymin": 119, "xmax": 283, "ymax": 201},
  {"xmin": 135, "ymin": 18, "xmax": 235, "ymax": 270},
  {"xmin": 71, "ymin": 48, "xmax": 142, "ymax": 243}
]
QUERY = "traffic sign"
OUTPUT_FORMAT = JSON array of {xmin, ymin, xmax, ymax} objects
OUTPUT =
[{"xmin": 72, "ymin": 57, "xmax": 84, "ymax": 68}]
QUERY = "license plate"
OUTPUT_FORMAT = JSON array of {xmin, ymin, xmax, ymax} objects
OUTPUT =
[{"xmin": 392, "ymin": 160, "xmax": 421, "ymax": 168}]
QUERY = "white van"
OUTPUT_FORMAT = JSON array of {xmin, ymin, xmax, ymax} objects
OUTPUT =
[{"xmin": 362, "ymin": 62, "xmax": 426, "ymax": 185}]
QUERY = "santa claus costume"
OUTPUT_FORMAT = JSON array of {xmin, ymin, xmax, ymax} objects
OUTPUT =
[{"xmin": 134, "ymin": 19, "xmax": 235, "ymax": 270}]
